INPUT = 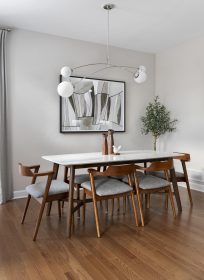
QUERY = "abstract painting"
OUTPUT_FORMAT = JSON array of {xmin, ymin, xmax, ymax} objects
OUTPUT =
[{"xmin": 60, "ymin": 76, "xmax": 125, "ymax": 132}]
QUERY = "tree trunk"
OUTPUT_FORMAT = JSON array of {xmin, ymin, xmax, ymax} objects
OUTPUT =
[{"xmin": 153, "ymin": 136, "xmax": 157, "ymax": 151}]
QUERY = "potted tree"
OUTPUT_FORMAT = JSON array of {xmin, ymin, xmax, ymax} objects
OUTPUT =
[{"xmin": 141, "ymin": 96, "xmax": 177, "ymax": 151}]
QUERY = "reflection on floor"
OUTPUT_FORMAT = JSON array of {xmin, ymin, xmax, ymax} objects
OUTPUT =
[{"xmin": 0, "ymin": 187, "xmax": 204, "ymax": 279}]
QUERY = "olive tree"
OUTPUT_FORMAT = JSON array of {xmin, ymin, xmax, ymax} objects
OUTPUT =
[{"xmin": 141, "ymin": 96, "xmax": 177, "ymax": 151}]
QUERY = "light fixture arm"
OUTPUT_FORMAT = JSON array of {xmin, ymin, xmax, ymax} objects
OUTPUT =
[{"xmin": 57, "ymin": 3, "xmax": 147, "ymax": 97}]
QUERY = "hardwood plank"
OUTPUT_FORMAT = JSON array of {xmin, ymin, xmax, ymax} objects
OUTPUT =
[{"xmin": 0, "ymin": 188, "xmax": 204, "ymax": 279}]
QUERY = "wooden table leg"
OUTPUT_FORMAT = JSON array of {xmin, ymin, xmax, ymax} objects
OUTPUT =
[
  {"xmin": 53, "ymin": 163, "xmax": 59, "ymax": 179},
  {"xmin": 170, "ymin": 167, "xmax": 182, "ymax": 212},
  {"xmin": 67, "ymin": 165, "xmax": 75, "ymax": 238}
]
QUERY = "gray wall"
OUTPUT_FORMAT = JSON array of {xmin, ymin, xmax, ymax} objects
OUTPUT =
[
  {"xmin": 8, "ymin": 30, "xmax": 155, "ymax": 191},
  {"xmin": 156, "ymin": 37, "xmax": 204, "ymax": 189}
]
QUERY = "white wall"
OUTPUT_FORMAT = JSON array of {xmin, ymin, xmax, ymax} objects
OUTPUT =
[
  {"xmin": 8, "ymin": 30, "xmax": 155, "ymax": 191},
  {"xmin": 156, "ymin": 37, "xmax": 204, "ymax": 188}
]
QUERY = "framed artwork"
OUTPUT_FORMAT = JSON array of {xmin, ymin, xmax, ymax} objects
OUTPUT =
[{"xmin": 60, "ymin": 75, "xmax": 125, "ymax": 133}]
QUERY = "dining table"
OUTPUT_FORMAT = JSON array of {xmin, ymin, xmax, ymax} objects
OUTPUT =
[{"xmin": 42, "ymin": 150, "xmax": 182, "ymax": 238}]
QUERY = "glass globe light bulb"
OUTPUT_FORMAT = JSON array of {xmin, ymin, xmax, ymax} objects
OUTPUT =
[
  {"xmin": 60, "ymin": 66, "xmax": 72, "ymax": 78},
  {"xmin": 134, "ymin": 65, "xmax": 147, "ymax": 84},
  {"xmin": 57, "ymin": 81, "xmax": 74, "ymax": 97}
]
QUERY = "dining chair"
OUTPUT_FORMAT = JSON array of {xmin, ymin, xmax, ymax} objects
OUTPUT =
[
  {"xmin": 117, "ymin": 170, "xmax": 144, "ymax": 213},
  {"xmin": 81, "ymin": 165, "xmax": 139, "ymax": 238},
  {"xmin": 62, "ymin": 166, "xmax": 110, "ymax": 216},
  {"xmin": 149, "ymin": 153, "xmax": 193, "ymax": 205},
  {"xmin": 19, "ymin": 163, "xmax": 69, "ymax": 241},
  {"xmin": 63, "ymin": 167, "xmax": 103, "ymax": 215},
  {"xmin": 133, "ymin": 160, "xmax": 176, "ymax": 226}
]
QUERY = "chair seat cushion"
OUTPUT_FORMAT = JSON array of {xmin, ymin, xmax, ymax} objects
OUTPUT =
[
  {"xmin": 138, "ymin": 175, "xmax": 170, "ymax": 190},
  {"xmin": 81, "ymin": 178, "xmax": 132, "ymax": 197},
  {"xmin": 26, "ymin": 180, "xmax": 69, "ymax": 198},
  {"xmin": 68, "ymin": 174, "xmax": 102, "ymax": 185},
  {"xmin": 148, "ymin": 171, "xmax": 184, "ymax": 179},
  {"xmin": 122, "ymin": 171, "xmax": 144, "ymax": 184},
  {"xmin": 73, "ymin": 174, "xmax": 90, "ymax": 184}
]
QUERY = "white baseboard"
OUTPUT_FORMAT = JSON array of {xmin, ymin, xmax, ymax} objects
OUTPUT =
[
  {"xmin": 0, "ymin": 190, "xmax": 27, "ymax": 204},
  {"xmin": 7, "ymin": 169, "xmax": 204, "ymax": 201},
  {"xmin": 9, "ymin": 180, "xmax": 203, "ymax": 202},
  {"xmin": 188, "ymin": 180, "xmax": 204, "ymax": 192},
  {"xmin": 187, "ymin": 168, "xmax": 204, "ymax": 192},
  {"xmin": 13, "ymin": 190, "xmax": 27, "ymax": 199}
]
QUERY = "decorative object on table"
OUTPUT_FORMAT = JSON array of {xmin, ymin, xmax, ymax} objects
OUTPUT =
[
  {"xmin": 107, "ymin": 129, "xmax": 114, "ymax": 154},
  {"xmin": 113, "ymin": 145, "xmax": 122, "ymax": 155},
  {"xmin": 141, "ymin": 96, "xmax": 177, "ymax": 151},
  {"xmin": 60, "ymin": 76, "xmax": 125, "ymax": 132},
  {"xmin": 57, "ymin": 3, "xmax": 147, "ymax": 100},
  {"xmin": 102, "ymin": 132, "xmax": 108, "ymax": 155}
]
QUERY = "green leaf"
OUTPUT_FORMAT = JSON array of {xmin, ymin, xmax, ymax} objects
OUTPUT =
[{"xmin": 141, "ymin": 96, "xmax": 178, "ymax": 138}]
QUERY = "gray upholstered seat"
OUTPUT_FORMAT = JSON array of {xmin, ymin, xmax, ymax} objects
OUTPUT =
[
  {"xmin": 81, "ymin": 178, "xmax": 132, "ymax": 196},
  {"xmin": 138, "ymin": 175, "xmax": 170, "ymax": 190},
  {"xmin": 73, "ymin": 174, "xmax": 90, "ymax": 184},
  {"xmin": 26, "ymin": 180, "xmax": 69, "ymax": 198},
  {"xmin": 148, "ymin": 171, "xmax": 184, "ymax": 179},
  {"xmin": 69, "ymin": 174, "xmax": 101, "ymax": 184},
  {"xmin": 122, "ymin": 171, "xmax": 144, "ymax": 184}
]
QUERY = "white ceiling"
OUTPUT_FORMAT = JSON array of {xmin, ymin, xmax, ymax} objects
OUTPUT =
[{"xmin": 1, "ymin": 0, "xmax": 204, "ymax": 53}]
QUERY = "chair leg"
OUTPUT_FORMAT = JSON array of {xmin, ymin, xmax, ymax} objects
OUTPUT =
[
  {"xmin": 83, "ymin": 191, "xmax": 86, "ymax": 225},
  {"xmin": 123, "ymin": 195, "xmax": 126, "ymax": 214},
  {"xmin": 58, "ymin": 200, "xmax": 61, "ymax": 219},
  {"xmin": 21, "ymin": 195, "xmax": 31, "ymax": 224},
  {"xmin": 145, "ymin": 194, "xmax": 150, "ymax": 208},
  {"xmin": 46, "ymin": 202, "xmax": 52, "ymax": 216},
  {"xmin": 168, "ymin": 187, "xmax": 176, "ymax": 218},
  {"xmin": 127, "ymin": 195, "xmax": 131, "ymax": 210},
  {"xmin": 93, "ymin": 196, "xmax": 101, "ymax": 238},
  {"xmin": 72, "ymin": 212, "xmax": 75, "ymax": 232},
  {"xmin": 186, "ymin": 180, "xmax": 193, "ymax": 205},
  {"xmin": 117, "ymin": 197, "xmax": 120, "ymax": 213},
  {"xmin": 105, "ymin": 200, "xmax": 108, "ymax": 214},
  {"xmin": 76, "ymin": 185, "xmax": 81, "ymax": 218},
  {"xmin": 131, "ymin": 192, "xmax": 138, "ymax": 226},
  {"xmin": 136, "ymin": 189, "xmax": 145, "ymax": 226},
  {"xmin": 111, "ymin": 198, "xmax": 114, "ymax": 216},
  {"xmin": 33, "ymin": 200, "xmax": 47, "ymax": 241},
  {"xmin": 62, "ymin": 201, "xmax": 65, "ymax": 208},
  {"xmin": 182, "ymin": 161, "xmax": 193, "ymax": 205},
  {"xmin": 165, "ymin": 191, "xmax": 169, "ymax": 209},
  {"xmin": 141, "ymin": 193, "xmax": 144, "ymax": 206}
]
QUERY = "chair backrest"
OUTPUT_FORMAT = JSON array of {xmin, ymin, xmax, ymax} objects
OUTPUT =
[
  {"xmin": 173, "ymin": 152, "xmax": 190, "ymax": 162},
  {"xmin": 18, "ymin": 163, "xmax": 34, "ymax": 177},
  {"xmin": 88, "ymin": 164, "xmax": 136, "ymax": 187},
  {"xmin": 135, "ymin": 160, "xmax": 173, "ymax": 173},
  {"xmin": 88, "ymin": 164, "xmax": 135, "ymax": 178}
]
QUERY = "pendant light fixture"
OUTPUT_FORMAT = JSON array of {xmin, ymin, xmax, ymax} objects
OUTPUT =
[{"xmin": 57, "ymin": 3, "xmax": 147, "ymax": 97}]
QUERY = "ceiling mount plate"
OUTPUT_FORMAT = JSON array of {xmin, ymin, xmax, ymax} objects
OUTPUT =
[{"xmin": 103, "ymin": 4, "xmax": 115, "ymax": 10}]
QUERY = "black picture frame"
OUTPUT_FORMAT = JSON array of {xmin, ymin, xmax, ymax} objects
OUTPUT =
[{"xmin": 59, "ymin": 75, "xmax": 126, "ymax": 133}]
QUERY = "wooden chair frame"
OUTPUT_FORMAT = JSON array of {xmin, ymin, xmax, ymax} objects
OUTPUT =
[
  {"xmin": 19, "ymin": 163, "xmax": 69, "ymax": 241},
  {"xmin": 84, "ymin": 164, "xmax": 139, "ymax": 238},
  {"xmin": 152, "ymin": 153, "xmax": 193, "ymax": 205},
  {"xmin": 173, "ymin": 153, "xmax": 193, "ymax": 204},
  {"xmin": 134, "ymin": 160, "xmax": 176, "ymax": 226}
]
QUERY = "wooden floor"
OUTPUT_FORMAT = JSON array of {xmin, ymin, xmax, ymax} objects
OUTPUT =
[{"xmin": 0, "ymin": 187, "xmax": 204, "ymax": 280}]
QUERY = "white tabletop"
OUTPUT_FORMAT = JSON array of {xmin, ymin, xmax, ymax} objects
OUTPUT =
[{"xmin": 42, "ymin": 150, "xmax": 178, "ymax": 166}]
